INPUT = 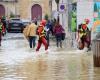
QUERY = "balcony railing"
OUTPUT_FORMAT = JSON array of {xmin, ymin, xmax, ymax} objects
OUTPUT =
[{"xmin": 0, "ymin": 0, "xmax": 18, "ymax": 2}]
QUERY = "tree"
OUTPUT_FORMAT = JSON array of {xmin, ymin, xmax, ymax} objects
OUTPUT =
[
  {"xmin": 44, "ymin": 14, "xmax": 49, "ymax": 21},
  {"xmin": 55, "ymin": 0, "xmax": 60, "ymax": 11},
  {"xmin": 10, "ymin": 12, "xmax": 15, "ymax": 18}
]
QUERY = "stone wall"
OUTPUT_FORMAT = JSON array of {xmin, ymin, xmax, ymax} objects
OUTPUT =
[{"xmin": 0, "ymin": 0, "xmax": 50, "ymax": 20}]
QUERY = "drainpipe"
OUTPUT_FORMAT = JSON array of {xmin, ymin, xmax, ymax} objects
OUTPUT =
[
  {"xmin": 6, "ymin": 1, "xmax": 9, "ymax": 17},
  {"xmin": 49, "ymin": 0, "xmax": 52, "ymax": 19}
]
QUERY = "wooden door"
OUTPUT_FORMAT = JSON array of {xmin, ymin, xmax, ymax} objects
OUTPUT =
[{"xmin": 31, "ymin": 4, "xmax": 42, "ymax": 20}]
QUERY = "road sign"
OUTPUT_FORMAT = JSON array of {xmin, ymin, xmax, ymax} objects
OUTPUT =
[{"xmin": 59, "ymin": 3, "xmax": 67, "ymax": 13}]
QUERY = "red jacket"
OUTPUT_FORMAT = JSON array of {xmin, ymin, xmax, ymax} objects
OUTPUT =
[
  {"xmin": 54, "ymin": 24, "xmax": 64, "ymax": 35},
  {"xmin": 37, "ymin": 26, "xmax": 46, "ymax": 37}
]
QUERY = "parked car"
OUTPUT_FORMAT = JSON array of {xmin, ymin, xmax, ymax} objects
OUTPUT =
[
  {"xmin": 21, "ymin": 19, "xmax": 31, "ymax": 27},
  {"xmin": 7, "ymin": 18, "xmax": 25, "ymax": 33}
]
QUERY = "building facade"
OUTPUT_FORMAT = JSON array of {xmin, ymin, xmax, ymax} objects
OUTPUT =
[
  {"xmin": 52, "ymin": 0, "xmax": 68, "ymax": 31},
  {"xmin": 0, "ymin": 0, "xmax": 50, "ymax": 20}
]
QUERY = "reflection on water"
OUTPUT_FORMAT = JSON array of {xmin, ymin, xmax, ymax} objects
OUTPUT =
[
  {"xmin": 0, "ymin": 52, "xmax": 100, "ymax": 80},
  {"xmin": 0, "ymin": 39, "xmax": 100, "ymax": 80}
]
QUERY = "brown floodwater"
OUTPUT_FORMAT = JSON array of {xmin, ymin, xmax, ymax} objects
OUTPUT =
[
  {"xmin": 0, "ymin": 34, "xmax": 100, "ymax": 80},
  {"xmin": 0, "ymin": 50, "xmax": 100, "ymax": 80}
]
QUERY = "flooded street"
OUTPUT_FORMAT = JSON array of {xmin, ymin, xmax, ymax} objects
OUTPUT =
[{"xmin": 0, "ymin": 33, "xmax": 100, "ymax": 80}]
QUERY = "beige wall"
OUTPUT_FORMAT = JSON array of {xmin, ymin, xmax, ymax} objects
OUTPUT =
[
  {"xmin": 0, "ymin": 2, "xmax": 17, "ymax": 17},
  {"xmin": 18, "ymin": 0, "xmax": 30, "ymax": 19},
  {"xmin": 0, "ymin": 0, "xmax": 50, "ymax": 20},
  {"xmin": 18, "ymin": 0, "xmax": 50, "ymax": 19},
  {"xmin": 42, "ymin": 0, "xmax": 50, "ymax": 16}
]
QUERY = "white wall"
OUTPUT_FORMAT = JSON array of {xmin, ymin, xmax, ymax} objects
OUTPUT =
[
  {"xmin": 77, "ymin": 0, "xmax": 95, "ymax": 40},
  {"xmin": 59, "ymin": 0, "xmax": 68, "ymax": 31},
  {"xmin": 52, "ymin": 0, "xmax": 68, "ymax": 31},
  {"xmin": 77, "ymin": 0, "xmax": 94, "ymax": 29}
]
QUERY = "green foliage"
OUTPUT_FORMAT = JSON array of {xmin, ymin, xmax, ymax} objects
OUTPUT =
[
  {"xmin": 10, "ymin": 12, "xmax": 15, "ymax": 18},
  {"xmin": 55, "ymin": 0, "xmax": 60, "ymax": 4},
  {"xmin": 44, "ymin": 14, "xmax": 49, "ymax": 21},
  {"xmin": 2, "ymin": 16, "xmax": 6, "ymax": 19}
]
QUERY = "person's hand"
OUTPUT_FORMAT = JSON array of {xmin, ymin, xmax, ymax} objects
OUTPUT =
[
  {"xmin": 90, "ymin": 27, "xmax": 92, "ymax": 31},
  {"xmin": 76, "ymin": 36, "xmax": 80, "ymax": 42},
  {"xmin": 77, "ymin": 38, "xmax": 81, "ymax": 43},
  {"xmin": 47, "ymin": 28, "xmax": 49, "ymax": 31}
]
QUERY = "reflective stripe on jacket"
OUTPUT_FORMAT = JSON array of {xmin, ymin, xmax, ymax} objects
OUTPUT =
[
  {"xmin": 38, "ymin": 26, "xmax": 46, "ymax": 38},
  {"xmin": 0, "ymin": 23, "xmax": 3, "ymax": 32},
  {"xmin": 79, "ymin": 24, "xmax": 89, "ymax": 38}
]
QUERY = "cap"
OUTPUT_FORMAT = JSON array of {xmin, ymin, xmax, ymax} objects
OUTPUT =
[{"xmin": 84, "ymin": 19, "xmax": 90, "ymax": 24}]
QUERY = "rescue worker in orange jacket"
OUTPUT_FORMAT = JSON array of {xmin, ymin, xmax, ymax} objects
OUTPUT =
[
  {"xmin": 77, "ymin": 19, "xmax": 91, "ymax": 51},
  {"xmin": 36, "ymin": 20, "xmax": 48, "ymax": 51}
]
